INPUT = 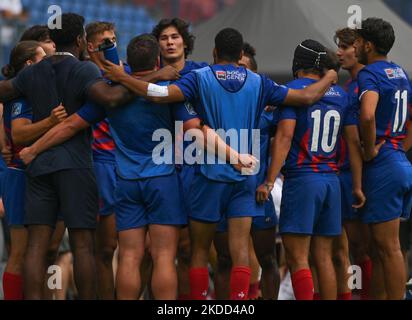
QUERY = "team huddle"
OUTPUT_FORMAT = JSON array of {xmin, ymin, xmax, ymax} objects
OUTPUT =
[{"xmin": 0, "ymin": 12, "xmax": 411, "ymax": 300}]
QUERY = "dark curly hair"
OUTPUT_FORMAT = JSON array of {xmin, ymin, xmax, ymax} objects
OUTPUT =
[
  {"xmin": 152, "ymin": 18, "xmax": 195, "ymax": 58},
  {"xmin": 20, "ymin": 25, "xmax": 50, "ymax": 42},
  {"xmin": 242, "ymin": 42, "xmax": 257, "ymax": 71},
  {"xmin": 215, "ymin": 28, "xmax": 243, "ymax": 62},
  {"xmin": 356, "ymin": 17, "xmax": 395, "ymax": 55},
  {"xmin": 49, "ymin": 13, "xmax": 85, "ymax": 48}
]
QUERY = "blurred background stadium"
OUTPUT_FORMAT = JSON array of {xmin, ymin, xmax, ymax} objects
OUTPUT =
[{"xmin": 0, "ymin": 0, "xmax": 412, "ymax": 80}]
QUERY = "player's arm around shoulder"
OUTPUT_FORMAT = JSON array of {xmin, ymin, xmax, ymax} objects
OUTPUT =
[
  {"xmin": 18, "ymin": 106, "xmax": 97, "ymax": 166},
  {"xmin": 283, "ymin": 70, "xmax": 338, "ymax": 106},
  {"xmin": 101, "ymin": 60, "xmax": 184, "ymax": 104},
  {"xmin": 0, "ymin": 79, "xmax": 20, "ymax": 103},
  {"xmin": 12, "ymin": 104, "xmax": 68, "ymax": 146}
]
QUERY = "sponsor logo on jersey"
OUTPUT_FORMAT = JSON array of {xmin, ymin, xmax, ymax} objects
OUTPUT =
[
  {"xmin": 11, "ymin": 103, "xmax": 22, "ymax": 117},
  {"xmin": 184, "ymin": 102, "xmax": 197, "ymax": 116},
  {"xmin": 216, "ymin": 71, "xmax": 226, "ymax": 80},
  {"xmin": 216, "ymin": 70, "xmax": 246, "ymax": 82},
  {"xmin": 385, "ymin": 67, "xmax": 407, "ymax": 80},
  {"xmin": 325, "ymin": 86, "xmax": 341, "ymax": 97}
]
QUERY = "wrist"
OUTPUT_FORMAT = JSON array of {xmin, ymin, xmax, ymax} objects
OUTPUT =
[
  {"xmin": 29, "ymin": 145, "xmax": 38, "ymax": 156},
  {"xmin": 264, "ymin": 180, "xmax": 275, "ymax": 187},
  {"xmin": 47, "ymin": 116, "xmax": 56, "ymax": 127}
]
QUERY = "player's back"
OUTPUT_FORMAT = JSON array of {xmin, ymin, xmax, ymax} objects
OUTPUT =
[
  {"xmin": 193, "ymin": 65, "xmax": 264, "ymax": 182},
  {"xmin": 106, "ymin": 81, "xmax": 174, "ymax": 179},
  {"xmin": 358, "ymin": 61, "xmax": 412, "ymax": 164},
  {"xmin": 281, "ymin": 78, "xmax": 350, "ymax": 176}
]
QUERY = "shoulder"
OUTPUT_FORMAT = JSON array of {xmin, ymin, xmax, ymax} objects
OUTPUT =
[
  {"xmin": 186, "ymin": 60, "xmax": 209, "ymax": 70},
  {"xmin": 75, "ymin": 60, "xmax": 100, "ymax": 72},
  {"xmin": 285, "ymin": 78, "xmax": 306, "ymax": 90},
  {"xmin": 358, "ymin": 63, "xmax": 382, "ymax": 80}
]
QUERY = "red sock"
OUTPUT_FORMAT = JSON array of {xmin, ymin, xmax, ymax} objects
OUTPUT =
[
  {"xmin": 2, "ymin": 272, "xmax": 23, "ymax": 300},
  {"xmin": 248, "ymin": 281, "xmax": 260, "ymax": 299},
  {"xmin": 359, "ymin": 259, "xmax": 372, "ymax": 300},
  {"xmin": 291, "ymin": 269, "xmax": 314, "ymax": 300},
  {"xmin": 313, "ymin": 292, "xmax": 321, "ymax": 300},
  {"xmin": 189, "ymin": 267, "xmax": 209, "ymax": 300},
  {"xmin": 178, "ymin": 293, "xmax": 191, "ymax": 300},
  {"xmin": 338, "ymin": 292, "xmax": 352, "ymax": 300},
  {"xmin": 230, "ymin": 266, "xmax": 251, "ymax": 300}
]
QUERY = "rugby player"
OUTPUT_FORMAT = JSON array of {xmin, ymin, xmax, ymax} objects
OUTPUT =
[{"xmin": 355, "ymin": 18, "xmax": 412, "ymax": 300}]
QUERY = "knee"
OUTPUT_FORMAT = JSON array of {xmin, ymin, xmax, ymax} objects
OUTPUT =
[
  {"xmin": 96, "ymin": 245, "xmax": 116, "ymax": 265},
  {"xmin": 332, "ymin": 247, "xmax": 350, "ymax": 269},
  {"xmin": 284, "ymin": 248, "xmax": 308, "ymax": 270},
  {"xmin": 374, "ymin": 239, "xmax": 402, "ymax": 260},
  {"xmin": 118, "ymin": 246, "xmax": 144, "ymax": 264}
]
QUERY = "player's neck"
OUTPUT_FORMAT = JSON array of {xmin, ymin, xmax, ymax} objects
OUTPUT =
[
  {"xmin": 55, "ymin": 46, "xmax": 79, "ymax": 58},
  {"xmin": 368, "ymin": 54, "xmax": 387, "ymax": 65},
  {"xmin": 349, "ymin": 63, "xmax": 364, "ymax": 80},
  {"xmin": 298, "ymin": 73, "xmax": 321, "ymax": 81},
  {"xmin": 88, "ymin": 53, "xmax": 104, "ymax": 70},
  {"xmin": 132, "ymin": 69, "xmax": 156, "ymax": 78},
  {"xmin": 162, "ymin": 57, "xmax": 186, "ymax": 72},
  {"xmin": 215, "ymin": 59, "xmax": 239, "ymax": 67}
]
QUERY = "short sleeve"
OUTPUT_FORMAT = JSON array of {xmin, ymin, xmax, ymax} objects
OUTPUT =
[
  {"xmin": 343, "ymin": 98, "xmax": 360, "ymax": 127},
  {"xmin": 261, "ymin": 75, "xmax": 289, "ymax": 106},
  {"xmin": 73, "ymin": 61, "xmax": 104, "ymax": 99},
  {"xmin": 76, "ymin": 102, "xmax": 107, "ymax": 125},
  {"xmin": 173, "ymin": 101, "xmax": 200, "ymax": 123},
  {"xmin": 11, "ymin": 99, "xmax": 32, "ymax": 121},
  {"xmin": 174, "ymin": 72, "xmax": 199, "ymax": 103},
  {"xmin": 278, "ymin": 106, "xmax": 297, "ymax": 121},
  {"xmin": 358, "ymin": 69, "xmax": 379, "ymax": 101}
]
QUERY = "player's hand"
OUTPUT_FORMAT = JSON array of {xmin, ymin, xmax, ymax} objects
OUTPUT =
[
  {"xmin": 352, "ymin": 188, "xmax": 366, "ymax": 209},
  {"xmin": 19, "ymin": 147, "xmax": 37, "ymax": 165},
  {"xmin": 155, "ymin": 65, "xmax": 180, "ymax": 81},
  {"xmin": 1, "ymin": 145, "xmax": 12, "ymax": 165},
  {"xmin": 362, "ymin": 139, "xmax": 385, "ymax": 162},
  {"xmin": 49, "ymin": 104, "xmax": 68, "ymax": 125},
  {"xmin": 325, "ymin": 69, "xmax": 338, "ymax": 84},
  {"xmin": 102, "ymin": 59, "xmax": 126, "ymax": 82},
  {"xmin": 233, "ymin": 153, "xmax": 258, "ymax": 175},
  {"xmin": 256, "ymin": 182, "xmax": 274, "ymax": 204}
]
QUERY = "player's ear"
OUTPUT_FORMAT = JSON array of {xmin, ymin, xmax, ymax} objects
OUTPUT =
[
  {"xmin": 365, "ymin": 41, "xmax": 373, "ymax": 54},
  {"xmin": 213, "ymin": 48, "xmax": 217, "ymax": 63},
  {"xmin": 87, "ymin": 42, "xmax": 95, "ymax": 53},
  {"xmin": 25, "ymin": 59, "xmax": 34, "ymax": 66},
  {"xmin": 156, "ymin": 55, "xmax": 161, "ymax": 70},
  {"xmin": 76, "ymin": 35, "xmax": 82, "ymax": 48},
  {"xmin": 239, "ymin": 50, "xmax": 244, "ymax": 62}
]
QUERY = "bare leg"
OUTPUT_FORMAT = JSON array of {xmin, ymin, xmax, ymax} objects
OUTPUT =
[
  {"xmin": 149, "ymin": 224, "xmax": 179, "ymax": 300},
  {"xmin": 95, "ymin": 214, "xmax": 117, "ymax": 299},
  {"xmin": 68, "ymin": 228, "xmax": 98, "ymax": 299},
  {"xmin": 116, "ymin": 227, "xmax": 146, "ymax": 300}
]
